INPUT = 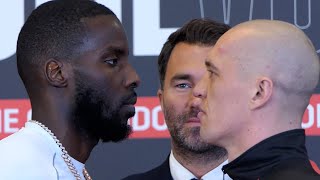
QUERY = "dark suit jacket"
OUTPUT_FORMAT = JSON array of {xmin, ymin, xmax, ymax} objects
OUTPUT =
[{"xmin": 122, "ymin": 157, "xmax": 173, "ymax": 180}]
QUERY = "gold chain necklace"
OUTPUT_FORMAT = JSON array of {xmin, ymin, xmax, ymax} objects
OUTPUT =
[{"xmin": 29, "ymin": 120, "xmax": 92, "ymax": 180}]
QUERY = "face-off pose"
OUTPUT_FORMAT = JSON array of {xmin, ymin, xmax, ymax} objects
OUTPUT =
[
  {"xmin": 194, "ymin": 19, "xmax": 320, "ymax": 180},
  {"xmin": 0, "ymin": 1, "xmax": 140, "ymax": 179}
]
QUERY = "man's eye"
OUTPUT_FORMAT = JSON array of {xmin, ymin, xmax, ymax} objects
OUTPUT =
[
  {"xmin": 208, "ymin": 70, "xmax": 214, "ymax": 78},
  {"xmin": 176, "ymin": 83, "xmax": 191, "ymax": 89},
  {"xmin": 104, "ymin": 58, "xmax": 118, "ymax": 66},
  {"xmin": 207, "ymin": 69, "xmax": 219, "ymax": 78}
]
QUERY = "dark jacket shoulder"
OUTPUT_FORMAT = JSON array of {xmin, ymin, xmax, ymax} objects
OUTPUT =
[
  {"xmin": 262, "ymin": 158, "xmax": 320, "ymax": 180},
  {"xmin": 122, "ymin": 158, "xmax": 173, "ymax": 180}
]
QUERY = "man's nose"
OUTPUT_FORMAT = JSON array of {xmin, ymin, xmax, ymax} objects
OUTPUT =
[
  {"xmin": 192, "ymin": 75, "xmax": 207, "ymax": 99},
  {"xmin": 190, "ymin": 75, "xmax": 208, "ymax": 108},
  {"xmin": 124, "ymin": 64, "xmax": 140, "ymax": 90}
]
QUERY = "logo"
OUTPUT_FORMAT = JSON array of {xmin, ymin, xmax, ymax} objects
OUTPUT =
[
  {"xmin": 1, "ymin": 95, "xmax": 320, "ymax": 139},
  {"xmin": 302, "ymin": 95, "xmax": 320, "ymax": 135}
]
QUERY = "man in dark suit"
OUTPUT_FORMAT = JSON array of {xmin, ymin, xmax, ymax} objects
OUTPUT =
[{"xmin": 123, "ymin": 19, "xmax": 231, "ymax": 180}]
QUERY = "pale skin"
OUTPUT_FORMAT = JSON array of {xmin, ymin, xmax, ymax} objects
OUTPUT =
[
  {"xmin": 158, "ymin": 43, "xmax": 227, "ymax": 178},
  {"xmin": 193, "ymin": 20, "xmax": 320, "ymax": 162}
]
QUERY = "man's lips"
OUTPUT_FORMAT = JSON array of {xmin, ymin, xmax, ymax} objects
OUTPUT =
[
  {"xmin": 122, "ymin": 103, "xmax": 136, "ymax": 119},
  {"xmin": 185, "ymin": 117, "xmax": 201, "ymax": 126},
  {"xmin": 196, "ymin": 107, "xmax": 206, "ymax": 119},
  {"xmin": 197, "ymin": 111, "xmax": 205, "ymax": 119},
  {"xmin": 123, "ymin": 95, "xmax": 137, "ymax": 106},
  {"xmin": 187, "ymin": 117, "xmax": 201, "ymax": 123},
  {"xmin": 122, "ymin": 95, "xmax": 138, "ymax": 118}
]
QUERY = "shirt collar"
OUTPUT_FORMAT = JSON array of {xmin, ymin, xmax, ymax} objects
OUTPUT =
[
  {"xmin": 169, "ymin": 151, "xmax": 195, "ymax": 180},
  {"xmin": 169, "ymin": 151, "xmax": 231, "ymax": 180}
]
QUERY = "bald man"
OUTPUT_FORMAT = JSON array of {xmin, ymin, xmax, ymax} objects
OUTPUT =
[{"xmin": 193, "ymin": 20, "xmax": 320, "ymax": 179}]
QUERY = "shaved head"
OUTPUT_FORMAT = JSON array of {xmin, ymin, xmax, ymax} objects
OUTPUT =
[
  {"xmin": 196, "ymin": 19, "xmax": 319, "ymax": 163},
  {"xmin": 213, "ymin": 20, "xmax": 319, "ymax": 115}
]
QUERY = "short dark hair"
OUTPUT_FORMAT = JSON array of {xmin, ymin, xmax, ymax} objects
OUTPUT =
[
  {"xmin": 16, "ymin": 0, "xmax": 116, "ymax": 91},
  {"xmin": 158, "ymin": 18, "xmax": 231, "ymax": 89}
]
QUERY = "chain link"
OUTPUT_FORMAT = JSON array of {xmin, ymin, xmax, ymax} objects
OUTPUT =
[{"xmin": 29, "ymin": 120, "xmax": 92, "ymax": 180}]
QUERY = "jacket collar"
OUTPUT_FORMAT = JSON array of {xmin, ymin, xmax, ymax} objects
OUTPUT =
[{"xmin": 222, "ymin": 129, "xmax": 308, "ymax": 180}]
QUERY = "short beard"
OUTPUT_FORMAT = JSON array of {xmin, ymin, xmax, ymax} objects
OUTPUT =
[
  {"xmin": 164, "ymin": 105, "xmax": 226, "ymax": 159},
  {"xmin": 72, "ymin": 71, "xmax": 132, "ymax": 143}
]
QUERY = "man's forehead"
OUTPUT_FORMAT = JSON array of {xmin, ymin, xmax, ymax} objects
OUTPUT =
[
  {"xmin": 206, "ymin": 43, "xmax": 236, "ymax": 68},
  {"xmin": 166, "ymin": 59, "xmax": 206, "ymax": 83},
  {"xmin": 81, "ymin": 14, "xmax": 119, "ymax": 26},
  {"xmin": 81, "ymin": 15, "xmax": 121, "ymax": 36},
  {"xmin": 79, "ymin": 15, "xmax": 127, "ymax": 52},
  {"xmin": 167, "ymin": 62, "xmax": 204, "ymax": 79},
  {"xmin": 207, "ymin": 45, "xmax": 223, "ymax": 61},
  {"xmin": 211, "ymin": 30, "xmax": 263, "ymax": 63}
]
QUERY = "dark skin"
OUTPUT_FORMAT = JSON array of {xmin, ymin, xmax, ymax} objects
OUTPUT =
[{"xmin": 29, "ymin": 15, "xmax": 140, "ymax": 163}]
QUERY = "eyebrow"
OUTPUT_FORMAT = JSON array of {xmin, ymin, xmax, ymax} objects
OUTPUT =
[
  {"xmin": 103, "ymin": 45, "xmax": 129, "ymax": 56},
  {"xmin": 205, "ymin": 59, "xmax": 219, "ymax": 73},
  {"xmin": 170, "ymin": 74, "xmax": 192, "ymax": 83}
]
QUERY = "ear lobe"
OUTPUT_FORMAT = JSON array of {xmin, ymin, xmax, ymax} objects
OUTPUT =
[
  {"xmin": 45, "ymin": 59, "xmax": 68, "ymax": 87},
  {"xmin": 250, "ymin": 78, "xmax": 273, "ymax": 110}
]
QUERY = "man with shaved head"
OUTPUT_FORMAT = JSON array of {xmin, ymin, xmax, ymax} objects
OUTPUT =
[{"xmin": 193, "ymin": 19, "xmax": 320, "ymax": 179}]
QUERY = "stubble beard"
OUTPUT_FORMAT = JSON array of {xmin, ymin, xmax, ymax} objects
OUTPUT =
[{"xmin": 163, "ymin": 104, "xmax": 227, "ymax": 160}]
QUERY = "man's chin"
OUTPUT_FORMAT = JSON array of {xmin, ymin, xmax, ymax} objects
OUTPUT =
[
  {"xmin": 121, "ymin": 105, "xmax": 136, "ymax": 119},
  {"xmin": 182, "ymin": 125, "xmax": 201, "ymax": 134}
]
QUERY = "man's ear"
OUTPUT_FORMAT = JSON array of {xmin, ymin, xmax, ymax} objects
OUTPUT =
[
  {"xmin": 44, "ymin": 59, "xmax": 68, "ymax": 87},
  {"xmin": 249, "ymin": 77, "xmax": 273, "ymax": 110},
  {"xmin": 157, "ymin": 89, "xmax": 164, "ymax": 110}
]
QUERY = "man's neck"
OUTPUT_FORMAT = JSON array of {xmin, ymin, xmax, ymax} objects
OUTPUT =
[
  {"xmin": 60, "ymin": 124, "xmax": 98, "ymax": 163},
  {"xmin": 172, "ymin": 145, "xmax": 227, "ymax": 179},
  {"xmin": 32, "ymin": 109, "xmax": 98, "ymax": 163},
  {"xmin": 226, "ymin": 122, "xmax": 300, "ymax": 162}
]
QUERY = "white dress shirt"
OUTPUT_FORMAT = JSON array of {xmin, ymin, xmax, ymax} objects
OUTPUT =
[{"xmin": 169, "ymin": 151, "xmax": 232, "ymax": 180}]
